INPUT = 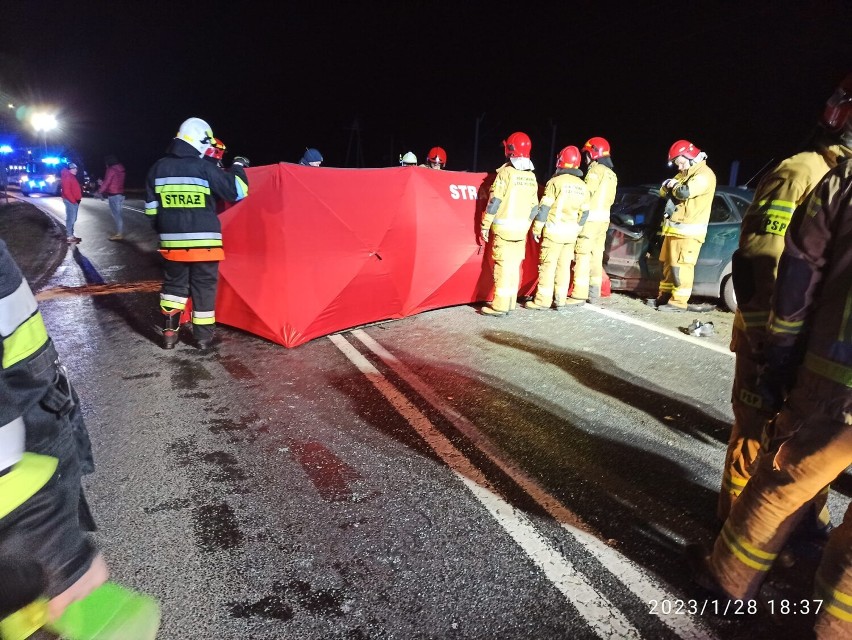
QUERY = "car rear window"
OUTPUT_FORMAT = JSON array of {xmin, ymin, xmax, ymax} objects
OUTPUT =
[{"xmin": 709, "ymin": 195, "xmax": 734, "ymax": 223}]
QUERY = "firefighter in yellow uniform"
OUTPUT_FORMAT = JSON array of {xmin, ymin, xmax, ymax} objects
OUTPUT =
[
  {"xmin": 480, "ymin": 132, "xmax": 540, "ymax": 316},
  {"xmin": 690, "ymin": 159, "xmax": 852, "ymax": 640},
  {"xmin": 525, "ymin": 146, "xmax": 590, "ymax": 310},
  {"xmin": 719, "ymin": 75, "xmax": 852, "ymax": 523},
  {"xmin": 567, "ymin": 137, "xmax": 617, "ymax": 305},
  {"xmin": 652, "ymin": 140, "xmax": 716, "ymax": 312}
]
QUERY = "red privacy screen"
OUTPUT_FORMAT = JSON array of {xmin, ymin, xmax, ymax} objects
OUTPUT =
[{"xmin": 216, "ymin": 163, "xmax": 541, "ymax": 347}]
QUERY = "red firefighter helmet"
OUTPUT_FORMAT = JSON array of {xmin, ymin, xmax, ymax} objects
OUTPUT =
[
  {"xmin": 555, "ymin": 146, "xmax": 581, "ymax": 169},
  {"xmin": 503, "ymin": 132, "xmax": 532, "ymax": 159},
  {"xmin": 823, "ymin": 73, "xmax": 852, "ymax": 131},
  {"xmin": 582, "ymin": 137, "xmax": 610, "ymax": 160},
  {"xmin": 668, "ymin": 139, "xmax": 701, "ymax": 164},
  {"xmin": 204, "ymin": 137, "xmax": 227, "ymax": 161},
  {"xmin": 427, "ymin": 146, "xmax": 447, "ymax": 166}
]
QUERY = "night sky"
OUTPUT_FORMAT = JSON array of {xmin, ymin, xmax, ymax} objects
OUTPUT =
[{"xmin": 2, "ymin": 2, "xmax": 850, "ymax": 188}]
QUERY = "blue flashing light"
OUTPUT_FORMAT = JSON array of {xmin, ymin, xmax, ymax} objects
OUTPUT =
[
  {"xmin": 0, "ymin": 145, "xmax": 12, "ymax": 154},
  {"xmin": 42, "ymin": 157, "xmax": 61, "ymax": 165}
]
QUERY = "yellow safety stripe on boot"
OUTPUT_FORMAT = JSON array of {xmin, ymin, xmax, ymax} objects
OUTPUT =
[
  {"xmin": 760, "ymin": 198, "xmax": 795, "ymax": 237},
  {"xmin": 658, "ymin": 282, "xmax": 673, "ymax": 292},
  {"xmin": 720, "ymin": 523, "xmax": 776, "ymax": 571},
  {"xmin": 192, "ymin": 311, "xmax": 215, "ymax": 326},
  {"xmin": 805, "ymin": 352, "xmax": 852, "ymax": 387},
  {"xmin": 0, "ymin": 453, "xmax": 58, "ymax": 519},
  {"xmin": 721, "ymin": 471, "xmax": 747, "ymax": 495},
  {"xmin": 0, "ymin": 598, "xmax": 50, "ymax": 640},
  {"xmin": 815, "ymin": 575, "xmax": 852, "ymax": 622},
  {"xmin": 767, "ymin": 314, "xmax": 804, "ymax": 336}
]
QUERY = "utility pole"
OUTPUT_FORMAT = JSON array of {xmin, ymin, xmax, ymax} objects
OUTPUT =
[{"xmin": 473, "ymin": 113, "xmax": 484, "ymax": 172}]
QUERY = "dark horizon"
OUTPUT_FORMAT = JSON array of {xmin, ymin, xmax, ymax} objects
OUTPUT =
[{"xmin": 1, "ymin": 2, "xmax": 850, "ymax": 188}]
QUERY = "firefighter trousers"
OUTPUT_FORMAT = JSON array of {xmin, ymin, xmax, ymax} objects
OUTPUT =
[
  {"xmin": 572, "ymin": 220, "xmax": 608, "ymax": 300},
  {"xmin": 720, "ymin": 328, "xmax": 831, "ymax": 525},
  {"xmin": 708, "ymin": 382, "xmax": 851, "ymax": 637},
  {"xmin": 490, "ymin": 236, "xmax": 526, "ymax": 313},
  {"xmin": 162, "ymin": 260, "xmax": 219, "ymax": 341},
  {"xmin": 533, "ymin": 237, "xmax": 576, "ymax": 308},
  {"xmin": 658, "ymin": 236, "xmax": 701, "ymax": 308}
]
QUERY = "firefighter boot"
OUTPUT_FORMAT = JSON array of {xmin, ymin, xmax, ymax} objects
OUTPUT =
[
  {"xmin": 161, "ymin": 310, "xmax": 181, "ymax": 350},
  {"xmin": 587, "ymin": 285, "xmax": 601, "ymax": 303}
]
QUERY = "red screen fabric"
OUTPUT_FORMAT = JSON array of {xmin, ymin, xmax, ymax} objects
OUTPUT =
[{"xmin": 216, "ymin": 164, "xmax": 541, "ymax": 347}]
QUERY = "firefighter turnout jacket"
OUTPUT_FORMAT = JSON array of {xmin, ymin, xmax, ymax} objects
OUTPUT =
[
  {"xmin": 145, "ymin": 139, "xmax": 248, "ymax": 262},
  {"xmin": 733, "ymin": 144, "xmax": 852, "ymax": 339},
  {"xmin": 767, "ymin": 160, "xmax": 852, "ymax": 419},
  {"xmin": 533, "ymin": 169, "xmax": 590, "ymax": 242},
  {"xmin": 583, "ymin": 160, "xmax": 617, "ymax": 222},
  {"xmin": 659, "ymin": 160, "xmax": 716, "ymax": 243},
  {"xmin": 482, "ymin": 164, "xmax": 539, "ymax": 241}
]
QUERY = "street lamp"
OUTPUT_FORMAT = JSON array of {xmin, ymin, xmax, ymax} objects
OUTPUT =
[{"xmin": 31, "ymin": 112, "xmax": 57, "ymax": 151}]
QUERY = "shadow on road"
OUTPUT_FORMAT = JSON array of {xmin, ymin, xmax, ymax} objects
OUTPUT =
[{"xmin": 71, "ymin": 247, "xmax": 161, "ymax": 346}]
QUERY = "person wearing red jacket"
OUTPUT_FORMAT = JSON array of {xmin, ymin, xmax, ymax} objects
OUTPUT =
[
  {"xmin": 97, "ymin": 155, "xmax": 126, "ymax": 241},
  {"xmin": 60, "ymin": 163, "xmax": 83, "ymax": 244}
]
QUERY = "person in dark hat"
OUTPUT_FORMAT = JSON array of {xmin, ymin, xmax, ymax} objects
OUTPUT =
[{"xmin": 299, "ymin": 148, "xmax": 323, "ymax": 166}]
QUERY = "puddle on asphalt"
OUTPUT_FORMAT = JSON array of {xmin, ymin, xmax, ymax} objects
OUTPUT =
[
  {"xmin": 170, "ymin": 358, "xmax": 213, "ymax": 390},
  {"xmin": 192, "ymin": 502, "xmax": 244, "ymax": 552},
  {"xmin": 202, "ymin": 451, "xmax": 247, "ymax": 482},
  {"xmin": 228, "ymin": 580, "xmax": 344, "ymax": 621}
]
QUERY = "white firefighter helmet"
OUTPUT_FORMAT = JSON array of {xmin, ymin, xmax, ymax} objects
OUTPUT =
[
  {"xmin": 176, "ymin": 117, "xmax": 214, "ymax": 157},
  {"xmin": 400, "ymin": 151, "xmax": 417, "ymax": 166}
]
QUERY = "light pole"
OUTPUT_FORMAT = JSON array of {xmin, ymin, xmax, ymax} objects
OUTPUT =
[{"xmin": 31, "ymin": 112, "xmax": 57, "ymax": 152}]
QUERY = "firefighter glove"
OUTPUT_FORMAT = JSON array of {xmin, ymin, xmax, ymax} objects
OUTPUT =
[
  {"xmin": 232, "ymin": 156, "xmax": 250, "ymax": 168},
  {"xmin": 480, "ymin": 227, "xmax": 490, "ymax": 243}
]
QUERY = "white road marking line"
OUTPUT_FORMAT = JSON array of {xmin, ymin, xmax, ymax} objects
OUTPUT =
[
  {"xmin": 580, "ymin": 305, "xmax": 734, "ymax": 357},
  {"xmin": 329, "ymin": 333, "xmax": 642, "ymax": 639},
  {"xmin": 352, "ymin": 329, "xmax": 718, "ymax": 640}
]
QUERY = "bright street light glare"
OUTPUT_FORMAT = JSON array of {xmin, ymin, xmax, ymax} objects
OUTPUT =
[{"xmin": 31, "ymin": 113, "xmax": 58, "ymax": 132}]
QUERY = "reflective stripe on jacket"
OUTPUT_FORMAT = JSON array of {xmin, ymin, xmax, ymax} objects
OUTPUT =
[
  {"xmin": 0, "ymin": 244, "xmax": 48, "ymax": 370},
  {"xmin": 660, "ymin": 160, "xmax": 716, "ymax": 242}
]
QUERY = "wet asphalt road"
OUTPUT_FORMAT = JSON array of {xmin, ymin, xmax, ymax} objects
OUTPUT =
[{"xmin": 6, "ymin": 192, "xmax": 851, "ymax": 640}]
